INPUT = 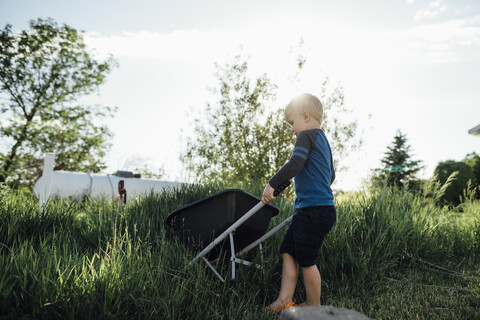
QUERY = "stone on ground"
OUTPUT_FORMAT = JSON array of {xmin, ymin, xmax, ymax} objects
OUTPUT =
[{"xmin": 279, "ymin": 306, "xmax": 373, "ymax": 320}]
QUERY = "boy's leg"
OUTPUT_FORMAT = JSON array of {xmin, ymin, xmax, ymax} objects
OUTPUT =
[
  {"xmin": 300, "ymin": 264, "xmax": 322, "ymax": 306},
  {"xmin": 293, "ymin": 206, "xmax": 336, "ymax": 307},
  {"xmin": 268, "ymin": 253, "xmax": 299, "ymax": 309}
]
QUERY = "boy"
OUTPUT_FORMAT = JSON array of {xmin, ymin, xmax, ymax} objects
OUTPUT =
[{"xmin": 262, "ymin": 93, "xmax": 336, "ymax": 311}]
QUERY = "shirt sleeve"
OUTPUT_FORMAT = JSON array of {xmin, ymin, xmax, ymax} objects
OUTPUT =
[{"xmin": 268, "ymin": 131, "xmax": 313, "ymax": 189}]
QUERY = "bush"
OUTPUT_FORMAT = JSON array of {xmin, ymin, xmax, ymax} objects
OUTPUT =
[
  {"xmin": 434, "ymin": 160, "xmax": 476, "ymax": 206},
  {"xmin": 463, "ymin": 152, "xmax": 480, "ymax": 185}
]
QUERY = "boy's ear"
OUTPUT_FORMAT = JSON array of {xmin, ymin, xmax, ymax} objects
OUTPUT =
[{"xmin": 303, "ymin": 112, "xmax": 311, "ymax": 122}]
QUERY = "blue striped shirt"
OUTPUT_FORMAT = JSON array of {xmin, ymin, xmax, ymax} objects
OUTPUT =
[{"xmin": 269, "ymin": 129, "xmax": 335, "ymax": 208}]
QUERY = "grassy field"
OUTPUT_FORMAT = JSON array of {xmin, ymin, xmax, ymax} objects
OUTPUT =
[{"xmin": 0, "ymin": 182, "xmax": 479, "ymax": 319}]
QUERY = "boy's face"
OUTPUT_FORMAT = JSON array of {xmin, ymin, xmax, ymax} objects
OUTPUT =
[{"xmin": 286, "ymin": 112, "xmax": 309, "ymax": 136}]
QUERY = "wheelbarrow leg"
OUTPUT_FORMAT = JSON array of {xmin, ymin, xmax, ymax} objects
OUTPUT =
[
  {"xmin": 229, "ymin": 233, "xmax": 236, "ymax": 280},
  {"xmin": 259, "ymin": 243, "xmax": 265, "ymax": 279},
  {"xmin": 203, "ymin": 257, "xmax": 225, "ymax": 283}
]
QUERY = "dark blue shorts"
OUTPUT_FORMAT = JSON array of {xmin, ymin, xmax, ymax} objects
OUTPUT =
[{"xmin": 280, "ymin": 206, "xmax": 336, "ymax": 267}]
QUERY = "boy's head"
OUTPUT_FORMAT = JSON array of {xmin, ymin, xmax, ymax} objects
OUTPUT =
[{"xmin": 284, "ymin": 93, "xmax": 323, "ymax": 130}]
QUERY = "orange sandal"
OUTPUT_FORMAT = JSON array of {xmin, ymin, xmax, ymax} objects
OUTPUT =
[{"xmin": 264, "ymin": 301, "xmax": 296, "ymax": 312}]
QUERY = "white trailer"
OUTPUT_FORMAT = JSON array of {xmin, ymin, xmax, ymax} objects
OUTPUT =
[{"xmin": 34, "ymin": 154, "xmax": 182, "ymax": 206}]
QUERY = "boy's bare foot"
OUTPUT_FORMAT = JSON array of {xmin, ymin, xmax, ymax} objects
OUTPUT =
[
  {"xmin": 267, "ymin": 299, "xmax": 290, "ymax": 309},
  {"xmin": 265, "ymin": 299, "xmax": 295, "ymax": 312}
]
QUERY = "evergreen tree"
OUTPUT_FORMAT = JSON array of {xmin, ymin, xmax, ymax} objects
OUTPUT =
[{"xmin": 373, "ymin": 130, "xmax": 423, "ymax": 189}]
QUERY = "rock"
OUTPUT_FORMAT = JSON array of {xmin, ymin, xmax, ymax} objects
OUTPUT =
[{"xmin": 279, "ymin": 306, "xmax": 373, "ymax": 320}]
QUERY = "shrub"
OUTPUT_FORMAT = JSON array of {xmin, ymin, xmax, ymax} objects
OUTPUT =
[{"xmin": 434, "ymin": 160, "xmax": 475, "ymax": 206}]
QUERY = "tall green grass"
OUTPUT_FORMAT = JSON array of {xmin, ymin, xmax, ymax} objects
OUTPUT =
[{"xmin": 0, "ymin": 182, "xmax": 479, "ymax": 319}]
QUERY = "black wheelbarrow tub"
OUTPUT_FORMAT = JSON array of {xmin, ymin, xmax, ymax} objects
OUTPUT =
[{"xmin": 165, "ymin": 189, "xmax": 279, "ymax": 258}]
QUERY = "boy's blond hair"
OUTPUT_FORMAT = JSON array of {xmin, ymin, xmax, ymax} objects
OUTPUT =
[{"xmin": 285, "ymin": 93, "xmax": 323, "ymax": 125}]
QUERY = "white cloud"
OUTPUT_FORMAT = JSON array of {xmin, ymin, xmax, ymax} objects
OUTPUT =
[
  {"xmin": 414, "ymin": 0, "xmax": 447, "ymax": 21},
  {"xmin": 387, "ymin": 15, "xmax": 480, "ymax": 64},
  {"xmin": 84, "ymin": 29, "xmax": 237, "ymax": 61}
]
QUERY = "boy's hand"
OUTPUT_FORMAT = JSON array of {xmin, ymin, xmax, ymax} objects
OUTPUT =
[{"xmin": 262, "ymin": 184, "xmax": 276, "ymax": 204}]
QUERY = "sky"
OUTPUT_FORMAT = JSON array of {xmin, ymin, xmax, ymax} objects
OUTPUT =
[{"xmin": 1, "ymin": 0, "xmax": 480, "ymax": 191}]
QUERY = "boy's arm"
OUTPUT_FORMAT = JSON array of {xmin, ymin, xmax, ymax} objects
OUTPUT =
[
  {"xmin": 268, "ymin": 155, "xmax": 306, "ymax": 188},
  {"xmin": 268, "ymin": 131, "xmax": 312, "ymax": 189},
  {"xmin": 262, "ymin": 133, "xmax": 312, "ymax": 204}
]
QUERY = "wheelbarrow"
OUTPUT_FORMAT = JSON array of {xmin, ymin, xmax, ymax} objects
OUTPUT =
[{"xmin": 165, "ymin": 181, "xmax": 292, "ymax": 282}]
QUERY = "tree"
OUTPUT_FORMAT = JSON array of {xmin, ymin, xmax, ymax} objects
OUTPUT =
[
  {"xmin": 318, "ymin": 77, "xmax": 362, "ymax": 171},
  {"xmin": 372, "ymin": 130, "xmax": 423, "ymax": 189},
  {"xmin": 181, "ymin": 53, "xmax": 362, "ymax": 185},
  {"xmin": 434, "ymin": 160, "xmax": 475, "ymax": 206},
  {"xmin": 181, "ymin": 55, "xmax": 287, "ymax": 184},
  {"xmin": 0, "ymin": 18, "xmax": 116, "ymax": 187}
]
